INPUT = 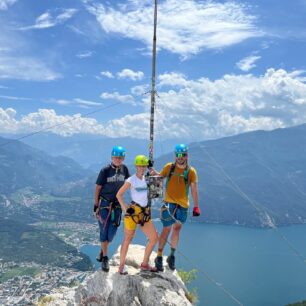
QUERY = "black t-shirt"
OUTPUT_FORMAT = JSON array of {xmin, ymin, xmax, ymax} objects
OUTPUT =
[{"xmin": 96, "ymin": 164, "xmax": 130, "ymax": 201}]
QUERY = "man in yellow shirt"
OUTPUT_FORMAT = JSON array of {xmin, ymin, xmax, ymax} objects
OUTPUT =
[{"xmin": 150, "ymin": 144, "xmax": 201, "ymax": 271}]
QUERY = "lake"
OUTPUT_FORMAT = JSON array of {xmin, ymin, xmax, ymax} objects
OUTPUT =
[{"xmin": 81, "ymin": 222, "xmax": 306, "ymax": 306}]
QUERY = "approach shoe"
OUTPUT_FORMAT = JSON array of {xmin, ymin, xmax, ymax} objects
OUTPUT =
[
  {"xmin": 140, "ymin": 263, "xmax": 157, "ymax": 272},
  {"xmin": 118, "ymin": 265, "xmax": 128, "ymax": 275},
  {"xmin": 101, "ymin": 256, "xmax": 109, "ymax": 272},
  {"xmin": 96, "ymin": 250, "xmax": 103, "ymax": 262},
  {"xmin": 166, "ymin": 255, "xmax": 175, "ymax": 270},
  {"xmin": 154, "ymin": 256, "xmax": 164, "ymax": 272}
]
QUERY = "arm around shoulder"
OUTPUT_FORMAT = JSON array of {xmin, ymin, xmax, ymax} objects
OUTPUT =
[
  {"xmin": 150, "ymin": 163, "xmax": 171, "ymax": 177},
  {"xmin": 149, "ymin": 167, "xmax": 160, "ymax": 176}
]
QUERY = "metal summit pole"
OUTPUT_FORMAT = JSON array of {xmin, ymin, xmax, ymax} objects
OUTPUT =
[
  {"xmin": 147, "ymin": 0, "xmax": 162, "ymax": 204},
  {"xmin": 149, "ymin": 0, "xmax": 157, "ymax": 164}
]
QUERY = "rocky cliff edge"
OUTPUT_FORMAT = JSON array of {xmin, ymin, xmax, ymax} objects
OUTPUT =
[{"xmin": 42, "ymin": 244, "xmax": 193, "ymax": 306}]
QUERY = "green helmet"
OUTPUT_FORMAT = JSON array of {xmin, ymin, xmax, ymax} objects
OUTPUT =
[{"xmin": 134, "ymin": 155, "xmax": 149, "ymax": 166}]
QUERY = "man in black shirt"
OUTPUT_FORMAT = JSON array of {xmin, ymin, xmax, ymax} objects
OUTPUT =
[{"xmin": 94, "ymin": 146, "xmax": 130, "ymax": 272}]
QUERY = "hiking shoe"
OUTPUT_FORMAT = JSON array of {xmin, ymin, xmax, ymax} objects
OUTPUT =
[
  {"xmin": 118, "ymin": 265, "xmax": 128, "ymax": 275},
  {"xmin": 154, "ymin": 256, "xmax": 164, "ymax": 272},
  {"xmin": 140, "ymin": 263, "xmax": 158, "ymax": 272},
  {"xmin": 166, "ymin": 255, "xmax": 175, "ymax": 270},
  {"xmin": 101, "ymin": 256, "xmax": 109, "ymax": 272},
  {"xmin": 96, "ymin": 250, "xmax": 103, "ymax": 262}
]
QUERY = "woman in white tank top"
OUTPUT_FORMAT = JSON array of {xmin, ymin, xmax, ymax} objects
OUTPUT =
[{"xmin": 117, "ymin": 155, "xmax": 158, "ymax": 274}]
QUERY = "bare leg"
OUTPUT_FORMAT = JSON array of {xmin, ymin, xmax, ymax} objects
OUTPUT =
[
  {"xmin": 140, "ymin": 222, "xmax": 158, "ymax": 265},
  {"xmin": 170, "ymin": 223, "xmax": 182, "ymax": 249},
  {"xmin": 102, "ymin": 241, "xmax": 109, "ymax": 256},
  {"xmin": 158, "ymin": 226, "xmax": 172, "ymax": 252},
  {"xmin": 119, "ymin": 229, "xmax": 135, "ymax": 267}
]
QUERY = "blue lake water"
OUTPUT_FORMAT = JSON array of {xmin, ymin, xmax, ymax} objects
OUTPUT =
[{"xmin": 81, "ymin": 222, "xmax": 306, "ymax": 306}]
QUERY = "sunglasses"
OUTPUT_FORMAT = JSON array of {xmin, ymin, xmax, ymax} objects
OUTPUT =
[{"xmin": 176, "ymin": 153, "xmax": 188, "ymax": 158}]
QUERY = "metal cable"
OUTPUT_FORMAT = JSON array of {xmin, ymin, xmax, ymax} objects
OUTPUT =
[{"xmin": 0, "ymin": 102, "xmax": 121, "ymax": 148}]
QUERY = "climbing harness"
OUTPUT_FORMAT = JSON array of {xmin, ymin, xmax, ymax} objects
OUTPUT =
[
  {"xmin": 97, "ymin": 197, "xmax": 122, "ymax": 230},
  {"xmin": 160, "ymin": 202, "xmax": 182, "ymax": 225},
  {"xmin": 125, "ymin": 201, "xmax": 151, "ymax": 226}
]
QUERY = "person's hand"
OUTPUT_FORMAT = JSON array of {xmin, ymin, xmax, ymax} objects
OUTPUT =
[
  {"xmin": 148, "ymin": 159, "xmax": 154, "ymax": 168},
  {"xmin": 149, "ymin": 167, "xmax": 158, "ymax": 175},
  {"xmin": 93, "ymin": 204, "xmax": 99, "ymax": 218},
  {"xmin": 192, "ymin": 207, "xmax": 201, "ymax": 217},
  {"xmin": 126, "ymin": 206, "xmax": 135, "ymax": 215}
]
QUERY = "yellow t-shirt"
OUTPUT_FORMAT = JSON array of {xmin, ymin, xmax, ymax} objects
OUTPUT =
[{"xmin": 160, "ymin": 163, "xmax": 197, "ymax": 208}]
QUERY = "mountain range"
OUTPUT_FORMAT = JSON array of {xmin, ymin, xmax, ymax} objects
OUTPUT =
[
  {"xmin": 0, "ymin": 136, "xmax": 92, "ymax": 194},
  {"xmin": 6, "ymin": 133, "xmax": 183, "ymax": 170},
  {"xmin": 153, "ymin": 124, "xmax": 306, "ymax": 227},
  {"xmin": 0, "ymin": 137, "xmax": 93, "ymax": 269},
  {"xmin": 0, "ymin": 136, "xmax": 93, "ymax": 223},
  {"xmin": 1, "ymin": 124, "xmax": 306, "ymax": 227}
]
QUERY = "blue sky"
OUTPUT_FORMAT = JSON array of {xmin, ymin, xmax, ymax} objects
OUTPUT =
[{"xmin": 0, "ymin": 0, "xmax": 306, "ymax": 141}]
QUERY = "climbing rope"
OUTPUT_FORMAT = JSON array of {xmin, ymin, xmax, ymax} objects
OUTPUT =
[{"xmin": 203, "ymin": 147, "xmax": 306, "ymax": 264}]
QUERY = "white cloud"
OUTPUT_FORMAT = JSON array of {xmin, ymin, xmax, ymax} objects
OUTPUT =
[
  {"xmin": 0, "ymin": 107, "xmax": 18, "ymax": 133},
  {"xmin": 75, "ymin": 73, "xmax": 86, "ymax": 78},
  {"xmin": 102, "ymin": 68, "xmax": 306, "ymax": 139},
  {"xmin": 236, "ymin": 55, "xmax": 261, "ymax": 72},
  {"xmin": 100, "ymin": 69, "xmax": 144, "ymax": 80},
  {"xmin": 0, "ymin": 108, "xmax": 106, "ymax": 136},
  {"xmin": 0, "ymin": 95, "xmax": 32, "ymax": 101},
  {"xmin": 117, "ymin": 69, "xmax": 144, "ymax": 81},
  {"xmin": 0, "ymin": 15, "xmax": 61, "ymax": 81},
  {"xmin": 100, "ymin": 92, "xmax": 135, "ymax": 105},
  {"xmin": 0, "ymin": 0, "xmax": 17, "ymax": 10},
  {"xmin": 104, "ymin": 113, "xmax": 150, "ymax": 138},
  {"xmin": 131, "ymin": 84, "xmax": 149, "ymax": 95},
  {"xmin": 76, "ymin": 50, "xmax": 94, "ymax": 58},
  {"xmin": 100, "ymin": 71, "xmax": 114, "ymax": 78},
  {"xmin": 54, "ymin": 98, "xmax": 102, "ymax": 108},
  {"xmin": 85, "ymin": 0, "xmax": 262, "ymax": 57},
  {"xmin": 2, "ymin": 69, "xmax": 306, "ymax": 140},
  {"xmin": 20, "ymin": 8, "xmax": 77, "ymax": 30},
  {"xmin": 0, "ymin": 56, "xmax": 61, "ymax": 81},
  {"xmin": 158, "ymin": 72, "xmax": 188, "ymax": 87},
  {"xmin": 67, "ymin": 25, "xmax": 86, "ymax": 36}
]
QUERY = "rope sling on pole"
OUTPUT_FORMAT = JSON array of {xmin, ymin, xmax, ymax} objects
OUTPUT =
[{"xmin": 147, "ymin": 0, "xmax": 163, "ymax": 201}]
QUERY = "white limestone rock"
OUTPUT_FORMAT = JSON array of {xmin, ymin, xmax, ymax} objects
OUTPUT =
[{"xmin": 44, "ymin": 244, "xmax": 192, "ymax": 306}]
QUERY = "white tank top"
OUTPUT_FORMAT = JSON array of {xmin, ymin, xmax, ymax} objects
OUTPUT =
[{"xmin": 126, "ymin": 174, "xmax": 148, "ymax": 207}]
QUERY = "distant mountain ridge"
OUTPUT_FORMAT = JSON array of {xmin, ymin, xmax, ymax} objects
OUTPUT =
[
  {"xmin": 0, "ymin": 136, "xmax": 92, "ymax": 194},
  {"xmin": 0, "ymin": 138, "xmax": 94, "ymax": 271},
  {"xmin": 0, "ymin": 136, "xmax": 93, "ymax": 223},
  {"xmin": 9, "ymin": 133, "xmax": 183, "ymax": 170},
  {"xmin": 152, "ymin": 124, "xmax": 306, "ymax": 227},
  {"xmin": 1, "ymin": 124, "xmax": 306, "ymax": 227}
]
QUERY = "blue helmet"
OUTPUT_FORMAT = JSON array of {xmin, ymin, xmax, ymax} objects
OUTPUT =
[
  {"xmin": 111, "ymin": 146, "xmax": 126, "ymax": 157},
  {"xmin": 175, "ymin": 144, "xmax": 188, "ymax": 154}
]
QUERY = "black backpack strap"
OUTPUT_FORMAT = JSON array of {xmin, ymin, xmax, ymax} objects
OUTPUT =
[
  {"xmin": 165, "ymin": 163, "xmax": 176, "ymax": 189},
  {"xmin": 183, "ymin": 165, "xmax": 190, "ymax": 185}
]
